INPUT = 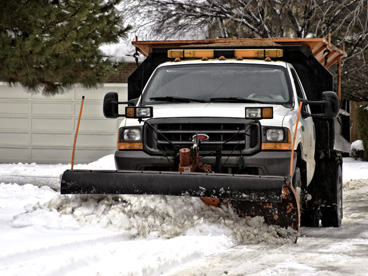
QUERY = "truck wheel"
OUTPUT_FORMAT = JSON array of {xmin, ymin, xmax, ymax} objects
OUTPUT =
[
  {"xmin": 321, "ymin": 159, "xmax": 343, "ymax": 227},
  {"xmin": 301, "ymin": 210, "xmax": 320, "ymax": 227},
  {"xmin": 297, "ymin": 164, "xmax": 320, "ymax": 227}
]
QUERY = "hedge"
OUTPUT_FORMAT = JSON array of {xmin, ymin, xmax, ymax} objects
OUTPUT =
[{"xmin": 357, "ymin": 104, "xmax": 368, "ymax": 160}]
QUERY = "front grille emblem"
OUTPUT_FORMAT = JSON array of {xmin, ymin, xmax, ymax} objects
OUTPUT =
[{"xmin": 192, "ymin": 134, "xmax": 210, "ymax": 141}]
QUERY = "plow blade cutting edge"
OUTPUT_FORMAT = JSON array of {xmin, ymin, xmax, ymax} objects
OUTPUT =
[{"xmin": 61, "ymin": 170, "xmax": 285, "ymax": 202}]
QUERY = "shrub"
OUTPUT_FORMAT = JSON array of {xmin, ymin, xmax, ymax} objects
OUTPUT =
[
  {"xmin": 357, "ymin": 104, "xmax": 368, "ymax": 160},
  {"xmin": 351, "ymin": 140, "xmax": 365, "ymax": 160}
]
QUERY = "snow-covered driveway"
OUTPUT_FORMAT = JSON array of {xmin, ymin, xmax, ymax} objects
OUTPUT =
[{"xmin": 0, "ymin": 156, "xmax": 368, "ymax": 276}]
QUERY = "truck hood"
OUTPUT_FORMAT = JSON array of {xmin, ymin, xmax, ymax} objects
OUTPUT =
[
  {"xmin": 151, "ymin": 103, "xmax": 292, "ymax": 124},
  {"xmin": 123, "ymin": 103, "xmax": 293, "ymax": 127}
]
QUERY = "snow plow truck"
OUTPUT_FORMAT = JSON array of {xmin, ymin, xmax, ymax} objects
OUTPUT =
[{"xmin": 61, "ymin": 38, "xmax": 350, "ymax": 232}]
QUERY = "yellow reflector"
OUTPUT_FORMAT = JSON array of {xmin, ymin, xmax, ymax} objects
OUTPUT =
[
  {"xmin": 118, "ymin": 142, "xmax": 143, "ymax": 150},
  {"xmin": 262, "ymin": 107, "xmax": 273, "ymax": 119},
  {"xmin": 262, "ymin": 142, "xmax": 291, "ymax": 150},
  {"xmin": 126, "ymin": 107, "xmax": 135, "ymax": 118},
  {"xmin": 184, "ymin": 49, "xmax": 214, "ymax": 59},
  {"xmin": 168, "ymin": 50, "xmax": 184, "ymax": 58}
]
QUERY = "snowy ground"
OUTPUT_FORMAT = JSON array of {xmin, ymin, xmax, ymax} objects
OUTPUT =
[{"xmin": 1, "ymin": 156, "xmax": 368, "ymax": 276}]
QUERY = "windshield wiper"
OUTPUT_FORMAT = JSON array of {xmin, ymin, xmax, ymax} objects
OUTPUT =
[
  {"xmin": 209, "ymin": 97, "xmax": 262, "ymax": 103},
  {"xmin": 149, "ymin": 96, "xmax": 206, "ymax": 103}
]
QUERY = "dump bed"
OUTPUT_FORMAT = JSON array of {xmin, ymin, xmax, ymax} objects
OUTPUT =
[{"xmin": 132, "ymin": 38, "xmax": 345, "ymax": 68}]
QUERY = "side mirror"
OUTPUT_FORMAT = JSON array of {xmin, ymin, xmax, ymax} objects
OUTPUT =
[
  {"xmin": 321, "ymin": 91, "xmax": 339, "ymax": 118},
  {"xmin": 103, "ymin": 92, "xmax": 119, "ymax": 118},
  {"xmin": 302, "ymin": 91, "xmax": 339, "ymax": 119},
  {"xmin": 102, "ymin": 92, "xmax": 153, "ymax": 119}
]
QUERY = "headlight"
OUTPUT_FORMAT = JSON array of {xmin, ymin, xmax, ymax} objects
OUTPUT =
[
  {"xmin": 266, "ymin": 129, "xmax": 284, "ymax": 141},
  {"xmin": 245, "ymin": 107, "xmax": 273, "ymax": 119},
  {"xmin": 122, "ymin": 128, "xmax": 142, "ymax": 142},
  {"xmin": 245, "ymin": 108, "xmax": 262, "ymax": 119},
  {"xmin": 262, "ymin": 127, "xmax": 291, "ymax": 150},
  {"xmin": 136, "ymin": 107, "xmax": 152, "ymax": 117}
]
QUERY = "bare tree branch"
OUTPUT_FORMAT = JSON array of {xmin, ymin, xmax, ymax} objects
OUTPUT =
[{"xmin": 122, "ymin": 0, "xmax": 368, "ymax": 100}]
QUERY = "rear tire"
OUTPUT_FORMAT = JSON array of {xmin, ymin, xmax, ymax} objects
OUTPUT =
[
  {"xmin": 302, "ymin": 155, "xmax": 343, "ymax": 228},
  {"xmin": 301, "ymin": 209, "xmax": 320, "ymax": 227}
]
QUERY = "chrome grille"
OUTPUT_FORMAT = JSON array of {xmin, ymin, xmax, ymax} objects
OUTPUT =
[{"xmin": 144, "ymin": 118, "xmax": 260, "ymax": 155}]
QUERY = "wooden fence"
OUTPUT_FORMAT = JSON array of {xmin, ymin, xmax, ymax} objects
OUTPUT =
[{"xmin": 350, "ymin": 101, "xmax": 368, "ymax": 143}]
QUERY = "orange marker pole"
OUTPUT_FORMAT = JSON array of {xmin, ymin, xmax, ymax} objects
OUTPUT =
[
  {"xmin": 71, "ymin": 96, "xmax": 85, "ymax": 170},
  {"xmin": 289, "ymin": 101, "xmax": 303, "ymax": 180}
]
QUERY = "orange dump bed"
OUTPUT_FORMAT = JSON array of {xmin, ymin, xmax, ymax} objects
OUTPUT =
[
  {"xmin": 132, "ymin": 37, "xmax": 346, "ymax": 69},
  {"xmin": 132, "ymin": 37, "xmax": 346, "ymax": 99}
]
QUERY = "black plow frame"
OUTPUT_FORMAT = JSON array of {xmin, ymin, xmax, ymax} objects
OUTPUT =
[{"xmin": 61, "ymin": 170, "xmax": 286, "ymax": 203}]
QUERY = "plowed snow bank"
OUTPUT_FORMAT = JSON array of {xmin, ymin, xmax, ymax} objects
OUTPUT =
[{"xmin": 13, "ymin": 193, "xmax": 297, "ymax": 244}]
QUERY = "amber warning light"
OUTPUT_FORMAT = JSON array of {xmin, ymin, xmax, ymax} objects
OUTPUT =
[
  {"xmin": 125, "ymin": 106, "xmax": 153, "ymax": 119},
  {"xmin": 168, "ymin": 49, "xmax": 283, "ymax": 60}
]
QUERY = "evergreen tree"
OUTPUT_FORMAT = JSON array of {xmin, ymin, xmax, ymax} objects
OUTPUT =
[{"xmin": 0, "ymin": 0, "xmax": 131, "ymax": 94}]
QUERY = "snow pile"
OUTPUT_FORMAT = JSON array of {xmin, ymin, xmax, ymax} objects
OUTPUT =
[
  {"xmin": 0, "ymin": 155, "xmax": 116, "ymax": 190},
  {"xmin": 350, "ymin": 140, "xmax": 365, "ymax": 160},
  {"xmin": 351, "ymin": 140, "xmax": 365, "ymax": 152},
  {"xmin": 3, "ymin": 154, "xmax": 297, "ymax": 245},
  {"xmin": 80, "ymin": 154, "xmax": 115, "ymax": 170},
  {"xmin": 0, "ymin": 163, "xmax": 65, "ymax": 190},
  {"xmin": 12, "ymin": 192, "xmax": 297, "ymax": 244},
  {"xmin": 0, "ymin": 183, "xmax": 54, "ymax": 209},
  {"xmin": 343, "ymin": 178, "xmax": 368, "ymax": 196},
  {"xmin": 1, "ymin": 158, "xmax": 368, "ymax": 275},
  {"xmin": 343, "ymin": 157, "xmax": 368, "ymax": 181}
]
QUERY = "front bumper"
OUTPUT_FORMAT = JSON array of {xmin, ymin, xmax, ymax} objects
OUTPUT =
[{"xmin": 115, "ymin": 150, "xmax": 294, "ymax": 177}]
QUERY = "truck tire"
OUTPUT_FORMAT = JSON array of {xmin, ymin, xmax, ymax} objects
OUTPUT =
[
  {"xmin": 302, "ymin": 155, "xmax": 343, "ymax": 228},
  {"xmin": 300, "ymin": 165, "xmax": 320, "ymax": 228},
  {"xmin": 295, "ymin": 164, "xmax": 321, "ymax": 227},
  {"xmin": 301, "ymin": 209, "xmax": 320, "ymax": 227},
  {"xmin": 321, "ymin": 158, "xmax": 343, "ymax": 227}
]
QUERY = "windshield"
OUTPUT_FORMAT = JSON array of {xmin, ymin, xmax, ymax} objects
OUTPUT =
[{"xmin": 142, "ymin": 63, "xmax": 292, "ymax": 104}]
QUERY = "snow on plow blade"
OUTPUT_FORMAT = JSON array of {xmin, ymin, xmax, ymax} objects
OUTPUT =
[{"xmin": 61, "ymin": 170, "xmax": 285, "ymax": 202}]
